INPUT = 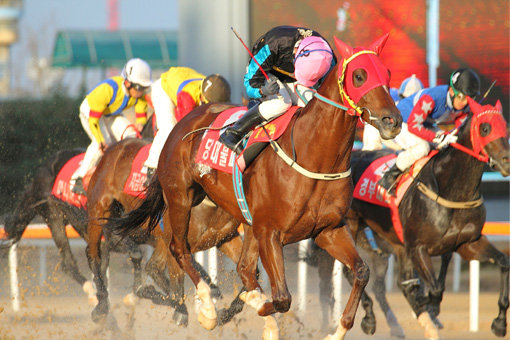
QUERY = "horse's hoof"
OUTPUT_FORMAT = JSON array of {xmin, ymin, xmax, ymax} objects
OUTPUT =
[
  {"xmin": 172, "ymin": 309, "xmax": 188, "ymax": 327},
  {"xmin": 491, "ymin": 317, "xmax": 507, "ymax": 337},
  {"xmin": 257, "ymin": 301, "xmax": 275, "ymax": 317},
  {"xmin": 418, "ymin": 312, "xmax": 440, "ymax": 340},
  {"xmin": 197, "ymin": 310, "xmax": 217, "ymax": 330},
  {"xmin": 430, "ymin": 314, "xmax": 444, "ymax": 329},
  {"xmin": 91, "ymin": 305, "xmax": 108, "ymax": 324},
  {"xmin": 360, "ymin": 315, "xmax": 376, "ymax": 335}
]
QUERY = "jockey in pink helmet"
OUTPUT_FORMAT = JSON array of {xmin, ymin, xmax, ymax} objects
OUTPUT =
[
  {"xmin": 220, "ymin": 25, "xmax": 336, "ymax": 154},
  {"xmin": 294, "ymin": 36, "xmax": 335, "ymax": 87}
]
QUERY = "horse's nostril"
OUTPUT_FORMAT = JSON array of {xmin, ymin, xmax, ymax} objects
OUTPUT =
[{"xmin": 382, "ymin": 117, "xmax": 394, "ymax": 126}]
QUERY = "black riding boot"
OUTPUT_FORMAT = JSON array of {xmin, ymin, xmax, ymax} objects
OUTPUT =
[
  {"xmin": 143, "ymin": 167, "xmax": 155, "ymax": 187},
  {"xmin": 219, "ymin": 105, "xmax": 265, "ymax": 155},
  {"xmin": 378, "ymin": 164, "xmax": 402, "ymax": 196}
]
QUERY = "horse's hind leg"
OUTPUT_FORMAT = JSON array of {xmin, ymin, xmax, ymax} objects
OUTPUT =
[
  {"xmin": 86, "ymin": 220, "xmax": 110, "ymax": 323},
  {"xmin": 457, "ymin": 236, "xmax": 509, "ymax": 337},
  {"xmin": 315, "ymin": 225, "xmax": 369, "ymax": 340},
  {"xmin": 370, "ymin": 251, "xmax": 405, "ymax": 338}
]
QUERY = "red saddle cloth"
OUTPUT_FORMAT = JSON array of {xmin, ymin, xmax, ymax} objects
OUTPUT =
[
  {"xmin": 52, "ymin": 153, "xmax": 88, "ymax": 208},
  {"xmin": 195, "ymin": 106, "xmax": 299, "ymax": 174},
  {"xmin": 353, "ymin": 151, "xmax": 438, "ymax": 243},
  {"xmin": 122, "ymin": 144, "xmax": 151, "ymax": 199}
]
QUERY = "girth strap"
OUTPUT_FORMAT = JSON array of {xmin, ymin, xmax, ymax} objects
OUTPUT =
[
  {"xmin": 268, "ymin": 139, "xmax": 351, "ymax": 180},
  {"xmin": 416, "ymin": 182, "xmax": 483, "ymax": 209}
]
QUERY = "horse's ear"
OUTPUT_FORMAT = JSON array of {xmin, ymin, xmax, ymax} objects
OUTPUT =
[
  {"xmin": 495, "ymin": 100, "xmax": 502, "ymax": 112},
  {"xmin": 467, "ymin": 96, "xmax": 482, "ymax": 114},
  {"xmin": 368, "ymin": 32, "xmax": 390, "ymax": 55},
  {"xmin": 334, "ymin": 36, "xmax": 353, "ymax": 59}
]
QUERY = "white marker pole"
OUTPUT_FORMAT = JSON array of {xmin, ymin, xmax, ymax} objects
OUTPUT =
[
  {"xmin": 297, "ymin": 239, "xmax": 309, "ymax": 316},
  {"xmin": 469, "ymin": 260, "xmax": 480, "ymax": 332},
  {"xmin": 9, "ymin": 243, "xmax": 20, "ymax": 312}
]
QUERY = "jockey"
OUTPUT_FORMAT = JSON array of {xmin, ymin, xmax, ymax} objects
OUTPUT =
[
  {"xmin": 143, "ymin": 67, "xmax": 231, "ymax": 183},
  {"xmin": 71, "ymin": 58, "xmax": 152, "ymax": 195},
  {"xmin": 378, "ymin": 68, "xmax": 481, "ymax": 195},
  {"xmin": 363, "ymin": 74, "xmax": 424, "ymax": 151},
  {"xmin": 219, "ymin": 25, "xmax": 336, "ymax": 154}
]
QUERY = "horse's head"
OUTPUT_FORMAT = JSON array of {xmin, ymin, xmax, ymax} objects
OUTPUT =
[
  {"xmin": 467, "ymin": 97, "xmax": 510, "ymax": 176},
  {"xmin": 333, "ymin": 34, "xmax": 402, "ymax": 139}
]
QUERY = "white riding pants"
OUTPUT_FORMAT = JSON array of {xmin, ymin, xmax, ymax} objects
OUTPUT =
[
  {"xmin": 72, "ymin": 99, "xmax": 137, "ymax": 179},
  {"xmin": 144, "ymin": 79, "xmax": 177, "ymax": 169},
  {"xmin": 257, "ymin": 78, "xmax": 314, "ymax": 121},
  {"xmin": 392, "ymin": 122, "xmax": 430, "ymax": 171}
]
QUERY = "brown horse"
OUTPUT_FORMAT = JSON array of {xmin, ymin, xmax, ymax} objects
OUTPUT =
[
  {"xmin": 108, "ymin": 34, "xmax": 402, "ymax": 339},
  {"xmin": 86, "ymin": 137, "xmax": 245, "ymax": 328},
  {"xmin": 344, "ymin": 98, "xmax": 509, "ymax": 339}
]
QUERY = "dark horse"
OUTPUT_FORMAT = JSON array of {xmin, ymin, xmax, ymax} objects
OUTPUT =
[
  {"xmin": 342, "ymin": 98, "xmax": 509, "ymax": 339},
  {"xmin": 87, "ymin": 137, "xmax": 246, "ymax": 327},
  {"xmin": 1, "ymin": 120, "xmax": 157, "ymax": 305},
  {"xmin": 107, "ymin": 34, "xmax": 402, "ymax": 339}
]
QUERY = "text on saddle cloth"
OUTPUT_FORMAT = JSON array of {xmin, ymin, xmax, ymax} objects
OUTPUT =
[
  {"xmin": 122, "ymin": 143, "xmax": 152, "ymax": 198},
  {"xmin": 52, "ymin": 153, "xmax": 88, "ymax": 208},
  {"xmin": 195, "ymin": 106, "xmax": 300, "ymax": 174}
]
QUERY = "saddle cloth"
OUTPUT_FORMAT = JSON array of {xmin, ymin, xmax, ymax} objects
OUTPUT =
[
  {"xmin": 52, "ymin": 145, "xmax": 151, "ymax": 208},
  {"xmin": 353, "ymin": 150, "xmax": 438, "ymax": 243},
  {"xmin": 52, "ymin": 153, "xmax": 88, "ymax": 208},
  {"xmin": 195, "ymin": 106, "xmax": 299, "ymax": 174}
]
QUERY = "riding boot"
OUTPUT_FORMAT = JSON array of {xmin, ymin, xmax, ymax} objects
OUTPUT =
[
  {"xmin": 219, "ymin": 105, "xmax": 265, "ymax": 155},
  {"xmin": 378, "ymin": 164, "xmax": 402, "ymax": 196},
  {"xmin": 71, "ymin": 177, "xmax": 87, "ymax": 196},
  {"xmin": 143, "ymin": 167, "xmax": 155, "ymax": 187}
]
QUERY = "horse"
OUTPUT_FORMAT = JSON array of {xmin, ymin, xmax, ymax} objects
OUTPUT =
[
  {"xmin": 107, "ymin": 34, "xmax": 402, "ymax": 339},
  {"xmin": 342, "ymin": 97, "xmax": 509, "ymax": 339},
  {"xmin": 1, "ymin": 118, "xmax": 158, "ymax": 304},
  {"xmin": 86, "ymin": 137, "xmax": 247, "ymax": 328},
  {"xmin": 1, "ymin": 148, "xmax": 162, "ymax": 309}
]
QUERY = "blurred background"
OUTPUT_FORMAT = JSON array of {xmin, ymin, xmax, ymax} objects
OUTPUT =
[{"xmin": 0, "ymin": 0, "xmax": 508, "ymax": 217}]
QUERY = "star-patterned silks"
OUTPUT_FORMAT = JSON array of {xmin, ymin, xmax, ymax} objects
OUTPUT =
[{"xmin": 412, "ymin": 113, "xmax": 425, "ymax": 131}]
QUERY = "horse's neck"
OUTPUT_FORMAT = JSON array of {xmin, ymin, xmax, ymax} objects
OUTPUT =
[
  {"xmin": 430, "ymin": 125, "xmax": 484, "ymax": 200},
  {"xmin": 293, "ymin": 98, "xmax": 357, "ymax": 172}
]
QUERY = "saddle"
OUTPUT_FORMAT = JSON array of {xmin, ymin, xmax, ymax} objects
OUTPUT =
[
  {"xmin": 195, "ymin": 106, "xmax": 300, "ymax": 174},
  {"xmin": 52, "ymin": 145, "xmax": 151, "ymax": 208}
]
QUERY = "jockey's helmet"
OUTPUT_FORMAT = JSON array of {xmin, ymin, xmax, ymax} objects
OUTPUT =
[
  {"xmin": 450, "ymin": 68, "xmax": 480, "ymax": 98},
  {"xmin": 398, "ymin": 74, "xmax": 424, "ymax": 98},
  {"xmin": 294, "ymin": 36, "xmax": 334, "ymax": 87},
  {"xmin": 122, "ymin": 58, "xmax": 153, "ymax": 89},
  {"xmin": 201, "ymin": 74, "xmax": 231, "ymax": 103}
]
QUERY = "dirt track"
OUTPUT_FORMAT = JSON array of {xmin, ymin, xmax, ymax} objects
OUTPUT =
[{"xmin": 0, "ymin": 243, "xmax": 507, "ymax": 339}]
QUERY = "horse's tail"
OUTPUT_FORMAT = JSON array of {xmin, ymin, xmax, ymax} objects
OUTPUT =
[{"xmin": 105, "ymin": 175, "xmax": 166, "ymax": 238}]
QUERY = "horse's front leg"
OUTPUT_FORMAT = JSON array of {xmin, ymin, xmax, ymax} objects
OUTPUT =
[
  {"xmin": 166, "ymin": 191, "xmax": 217, "ymax": 330},
  {"xmin": 457, "ymin": 236, "xmax": 509, "ymax": 337},
  {"xmin": 408, "ymin": 245, "xmax": 441, "ymax": 340},
  {"xmin": 315, "ymin": 225, "xmax": 369, "ymax": 340}
]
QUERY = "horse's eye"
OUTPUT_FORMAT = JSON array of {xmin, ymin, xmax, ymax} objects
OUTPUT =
[
  {"xmin": 480, "ymin": 122, "xmax": 491, "ymax": 137},
  {"xmin": 355, "ymin": 74, "xmax": 363, "ymax": 82}
]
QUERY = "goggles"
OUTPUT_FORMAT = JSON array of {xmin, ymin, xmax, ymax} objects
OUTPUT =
[{"xmin": 130, "ymin": 82, "xmax": 150, "ymax": 92}]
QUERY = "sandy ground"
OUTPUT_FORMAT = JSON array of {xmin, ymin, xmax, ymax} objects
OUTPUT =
[{"xmin": 0, "ymin": 242, "xmax": 507, "ymax": 340}]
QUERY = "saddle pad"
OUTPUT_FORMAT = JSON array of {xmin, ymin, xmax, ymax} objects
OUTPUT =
[
  {"xmin": 354, "ymin": 151, "xmax": 439, "ymax": 243},
  {"xmin": 123, "ymin": 144, "xmax": 152, "ymax": 198},
  {"xmin": 195, "ymin": 106, "xmax": 299, "ymax": 174},
  {"xmin": 52, "ymin": 153, "xmax": 88, "ymax": 208},
  {"xmin": 353, "ymin": 154, "xmax": 396, "ymax": 207}
]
